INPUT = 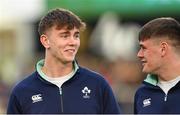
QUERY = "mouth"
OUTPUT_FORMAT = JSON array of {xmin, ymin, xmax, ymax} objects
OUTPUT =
[
  {"xmin": 65, "ymin": 49, "xmax": 76, "ymax": 53},
  {"xmin": 141, "ymin": 60, "xmax": 147, "ymax": 66}
]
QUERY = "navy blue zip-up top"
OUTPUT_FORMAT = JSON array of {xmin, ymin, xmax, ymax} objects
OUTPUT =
[
  {"xmin": 7, "ymin": 61, "xmax": 121, "ymax": 114},
  {"xmin": 134, "ymin": 74, "xmax": 180, "ymax": 114}
]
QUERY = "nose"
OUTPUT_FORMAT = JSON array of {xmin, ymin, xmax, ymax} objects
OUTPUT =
[
  {"xmin": 68, "ymin": 36, "xmax": 79, "ymax": 45},
  {"xmin": 137, "ymin": 49, "xmax": 143, "ymax": 58}
]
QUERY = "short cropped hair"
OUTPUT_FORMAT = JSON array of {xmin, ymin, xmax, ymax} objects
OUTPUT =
[
  {"xmin": 139, "ymin": 17, "xmax": 180, "ymax": 47},
  {"xmin": 38, "ymin": 8, "xmax": 86, "ymax": 35}
]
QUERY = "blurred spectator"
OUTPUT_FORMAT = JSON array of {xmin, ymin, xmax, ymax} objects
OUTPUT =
[{"xmin": 0, "ymin": 78, "xmax": 9, "ymax": 113}]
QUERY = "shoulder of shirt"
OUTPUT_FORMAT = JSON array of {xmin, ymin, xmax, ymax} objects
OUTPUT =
[
  {"xmin": 78, "ymin": 66, "xmax": 112, "ymax": 90},
  {"xmin": 78, "ymin": 66, "xmax": 106, "ymax": 80},
  {"xmin": 10, "ymin": 71, "xmax": 39, "ymax": 94},
  {"xmin": 135, "ymin": 80, "xmax": 158, "ymax": 98}
]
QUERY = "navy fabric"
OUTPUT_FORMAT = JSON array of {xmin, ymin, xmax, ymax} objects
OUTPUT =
[
  {"xmin": 134, "ymin": 81, "xmax": 180, "ymax": 114},
  {"xmin": 7, "ymin": 67, "xmax": 121, "ymax": 114}
]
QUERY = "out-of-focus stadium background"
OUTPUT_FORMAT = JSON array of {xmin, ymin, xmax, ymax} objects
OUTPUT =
[{"xmin": 0, "ymin": 0, "xmax": 180, "ymax": 113}]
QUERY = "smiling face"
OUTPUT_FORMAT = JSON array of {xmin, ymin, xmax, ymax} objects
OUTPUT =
[
  {"xmin": 41, "ymin": 26, "xmax": 80, "ymax": 64},
  {"xmin": 137, "ymin": 39, "xmax": 163, "ymax": 74}
]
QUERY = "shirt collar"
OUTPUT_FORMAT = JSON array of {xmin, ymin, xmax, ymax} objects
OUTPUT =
[
  {"xmin": 36, "ymin": 59, "xmax": 79, "ymax": 80},
  {"xmin": 144, "ymin": 74, "xmax": 158, "ymax": 86}
]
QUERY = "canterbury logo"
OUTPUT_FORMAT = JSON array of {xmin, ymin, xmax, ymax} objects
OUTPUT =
[
  {"xmin": 143, "ymin": 98, "xmax": 151, "ymax": 107},
  {"xmin": 32, "ymin": 94, "xmax": 43, "ymax": 103}
]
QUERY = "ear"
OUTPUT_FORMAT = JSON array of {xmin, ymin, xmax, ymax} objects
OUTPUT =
[
  {"xmin": 160, "ymin": 42, "xmax": 168, "ymax": 57},
  {"xmin": 40, "ymin": 34, "xmax": 50, "ymax": 49}
]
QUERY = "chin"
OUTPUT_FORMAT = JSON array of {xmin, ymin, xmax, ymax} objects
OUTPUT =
[
  {"xmin": 142, "ymin": 68, "xmax": 150, "ymax": 73},
  {"xmin": 65, "ymin": 59, "xmax": 74, "ymax": 62},
  {"xmin": 65, "ymin": 57, "xmax": 75, "ymax": 62}
]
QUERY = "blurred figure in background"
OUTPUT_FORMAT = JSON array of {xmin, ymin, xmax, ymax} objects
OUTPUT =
[
  {"xmin": 0, "ymin": 79, "xmax": 9, "ymax": 113},
  {"xmin": 7, "ymin": 8, "xmax": 121, "ymax": 114},
  {"xmin": 134, "ymin": 17, "xmax": 180, "ymax": 114}
]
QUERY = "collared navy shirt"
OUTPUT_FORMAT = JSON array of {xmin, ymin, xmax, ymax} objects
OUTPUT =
[
  {"xmin": 134, "ymin": 74, "xmax": 180, "ymax": 114},
  {"xmin": 7, "ymin": 66, "xmax": 121, "ymax": 114}
]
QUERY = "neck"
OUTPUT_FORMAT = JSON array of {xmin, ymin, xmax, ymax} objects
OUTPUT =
[
  {"xmin": 42, "ymin": 58, "xmax": 73, "ymax": 78},
  {"xmin": 158, "ymin": 59, "xmax": 180, "ymax": 81}
]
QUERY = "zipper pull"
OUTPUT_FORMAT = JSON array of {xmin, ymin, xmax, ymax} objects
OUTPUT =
[
  {"xmin": 59, "ymin": 87, "xmax": 62, "ymax": 95},
  {"xmin": 164, "ymin": 95, "xmax": 167, "ymax": 101}
]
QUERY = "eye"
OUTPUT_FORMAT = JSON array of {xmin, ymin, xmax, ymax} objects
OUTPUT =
[
  {"xmin": 139, "ymin": 44, "xmax": 146, "ymax": 50},
  {"xmin": 74, "ymin": 34, "xmax": 80, "ymax": 39},
  {"xmin": 60, "ymin": 34, "xmax": 70, "ymax": 39}
]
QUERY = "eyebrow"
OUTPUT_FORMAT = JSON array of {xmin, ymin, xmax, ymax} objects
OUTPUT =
[
  {"xmin": 58, "ymin": 31, "xmax": 80, "ymax": 35},
  {"xmin": 140, "ymin": 44, "xmax": 147, "ymax": 49},
  {"xmin": 74, "ymin": 31, "xmax": 80, "ymax": 34},
  {"xmin": 59, "ymin": 31, "xmax": 70, "ymax": 35}
]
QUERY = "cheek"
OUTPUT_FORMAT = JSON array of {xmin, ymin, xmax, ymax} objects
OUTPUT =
[
  {"xmin": 50, "ymin": 42, "xmax": 64, "ymax": 52},
  {"xmin": 148, "ymin": 55, "xmax": 161, "ymax": 67},
  {"xmin": 147, "ymin": 53, "xmax": 153, "ymax": 58},
  {"xmin": 78, "ymin": 42, "xmax": 80, "ymax": 47},
  {"xmin": 76, "ymin": 40, "xmax": 80, "ymax": 47},
  {"xmin": 145, "ymin": 49, "xmax": 157, "ymax": 58}
]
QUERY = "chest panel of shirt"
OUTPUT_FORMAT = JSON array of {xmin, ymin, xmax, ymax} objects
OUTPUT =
[
  {"xmin": 136, "ymin": 86, "xmax": 180, "ymax": 114},
  {"xmin": 18, "ymin": 84, "xmax": 61, "ymax": 114},
  {"xmin": 62, "ymin": 81, "xmax": 102, "ymax": 114},
  {"xmin": 19, "ymin": 82, "xmax": 102, "ymax": 114}
]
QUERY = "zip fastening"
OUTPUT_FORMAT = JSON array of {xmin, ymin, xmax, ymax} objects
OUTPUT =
[
  {"xmin": 59, "ymin": 87, "xmax": 64, "ymax": 113},
  {"xmin": 164, "ymin": 94, "xmax": 168, "ymax": 101}
]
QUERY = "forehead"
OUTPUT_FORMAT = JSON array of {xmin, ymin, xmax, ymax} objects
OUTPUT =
[
  {"xmin": 51, "ymin": 25, "xmax": 80, "ymax": 33},
  {"xmin": 140, "ymin": 37, "xmax": 163, "ymax": 45},
  {"xmin": 139, "ymin": 39, "xmax": 161, "ymax": 49},
  {"xmin": 139, "ymin": 39, "xmax": 153, "ymax": 45}
]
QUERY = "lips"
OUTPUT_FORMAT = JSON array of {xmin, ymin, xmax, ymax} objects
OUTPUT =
[
  {"xmin": 141, "ymin": 60, "xmax": 147, "ymax": 66},
  {"xmin": 65, "ymin": 49, "xmax": 76, "ymax": 53}
]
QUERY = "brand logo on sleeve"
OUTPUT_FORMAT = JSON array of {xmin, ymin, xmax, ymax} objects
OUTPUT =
[
  {"xmin": 32, "ymin": 94, "xmax": 43, "ymax": 103},
  {"xmin": 143, "ymin": 98, "xmax": 151, "ymax": 107},
  {"xmin": 82, "ymin": 86, "xmax": 91, "ymax": 99}
]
